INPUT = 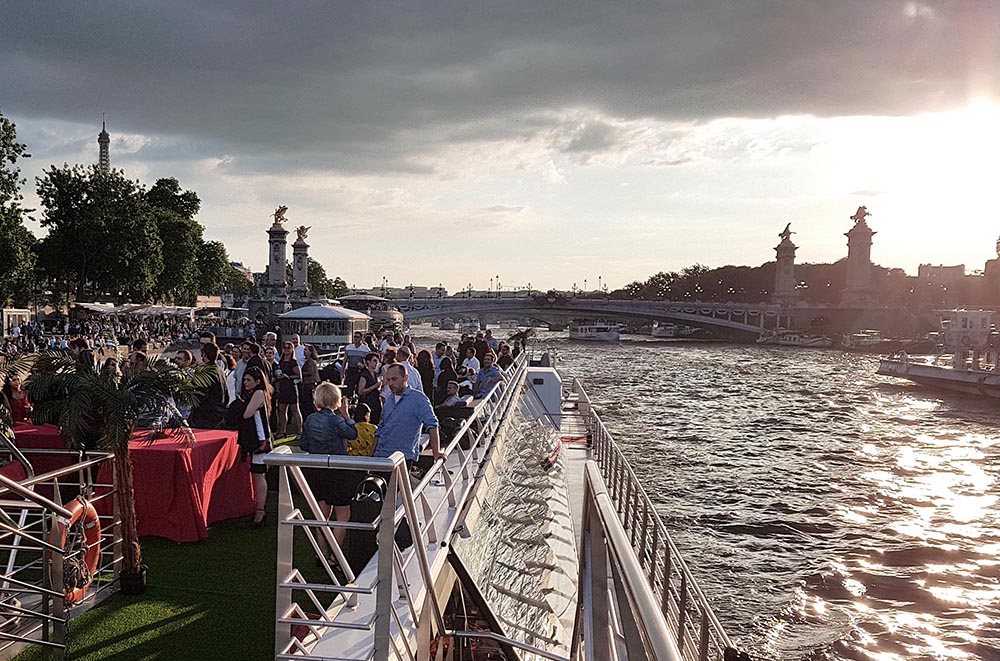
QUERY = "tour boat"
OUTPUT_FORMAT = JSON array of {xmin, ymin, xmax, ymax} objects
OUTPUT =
[
  {"xmin": 339, "ymin": 294, "xmax": 405, "ymax": 333},
  {"xmin": 569, "ymin": 321, "xmax": 620, "ymax": 342},
  {"xmin": 460, "ymin": 319, "xmax": 481, "ymax": 335},
  {"xmin": 439, "ymin": 317, "xmax": 456, "ymax": 330},
  {"xmin": 878, "ymin": 310, "xmax": 1000, "ymax": 398},
  {"xmin": 262, "ymin": 351, "xmax": 744, "ymax": 660},
  {"xmin": 277, "ymin": 303, "xmax": 371, "ymax": 352},
  {"xmin": 756, "ymin": 329, "xmax": 833, "ymax": 347}
]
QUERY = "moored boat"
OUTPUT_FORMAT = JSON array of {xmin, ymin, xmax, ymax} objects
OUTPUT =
[
  {"xmin": 878, "ymin": 310, "xmax": 1000, "ymax": 397},
  {"xmin": 757, "ymin": 329, "xmax": 833, "ymax": 347},
  {"xmin": 339, "ymin": 294, "xmax": 404, "ymax": 333},
  {"xmin": 569, "ymin": 321, "xmax": 620, "ymax": 342},
  {"xmin": 841, "ymin": 329, "xmax": 916, "ymax": 353}
]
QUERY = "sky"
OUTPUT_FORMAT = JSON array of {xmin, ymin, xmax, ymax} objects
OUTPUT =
[{"xmin": 3, "ymin": 1, "xmax": 1000, "ymax": 293}]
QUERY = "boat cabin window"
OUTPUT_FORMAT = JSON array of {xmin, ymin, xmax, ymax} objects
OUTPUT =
[{"xmin": 279, "ymin": 319, "xmax": 351, "ymax": 336}]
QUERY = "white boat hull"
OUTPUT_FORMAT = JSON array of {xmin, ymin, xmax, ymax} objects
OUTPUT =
[
  {"xmin": 569, "ymin": 329, "xmax": 620, "ymax": 342},
  {"xmin": 878, "ymin": 359, "xmax": 1000, "ymax": 398}
]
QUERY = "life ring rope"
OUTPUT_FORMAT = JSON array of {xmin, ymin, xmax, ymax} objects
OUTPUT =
[{"xmin": 49, "ymin": 496, "xmax": 102, "ymax": 606}]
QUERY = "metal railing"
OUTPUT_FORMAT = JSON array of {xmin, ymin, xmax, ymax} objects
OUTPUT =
[
  {"xmin": 267, "ymin": 353, "xmax": 528, "ymax": 661},
  {"xmin": 0, "ymin": 434, "xmax": 122, "ymax": 660},
  {"xmin": 567, "ymin": 378, "xmax": 740, "ymax": 661},
  {"xmin": 572, "ymin": 461, "xmax": 681, "ymax": 660}
]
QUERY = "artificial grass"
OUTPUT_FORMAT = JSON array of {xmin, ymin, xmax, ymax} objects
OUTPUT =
[
  {"xmin": 15, "ymin": 438, "xmax": 343, "ymax": 661},
  {"xmin": 16, "ymin": 504, "xmax": 280, "ymax": 661}
]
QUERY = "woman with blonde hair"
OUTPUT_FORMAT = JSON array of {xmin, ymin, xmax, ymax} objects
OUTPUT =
[{"xmin": 299, "ymin": 382, "xmax": 359, "ymax": 551}]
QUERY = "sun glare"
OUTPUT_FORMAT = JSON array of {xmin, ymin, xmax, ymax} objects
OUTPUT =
[{"xmin": 826, "ymin": 100, "xmax": 1000, "ymax": 265}]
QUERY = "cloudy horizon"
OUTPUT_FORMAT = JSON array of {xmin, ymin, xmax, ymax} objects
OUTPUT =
[{"xmin": 4, "ymin": 1, "xmax": 1000, "ymax": 292}]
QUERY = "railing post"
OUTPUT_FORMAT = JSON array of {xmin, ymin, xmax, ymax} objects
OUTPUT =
[
  {"xmin": 648, "ymin": 522, "xmax": 659, "ymax": 588},
  {"xmin": 274, "ymin": 466, "xmax": 294, "ymax": 659},
  {"xmin": 639, "ymin": 499, "xmax": 649, "ymax": 575},
  {"xmin": 662, "ymin": 543, "xmax": 672, "ymax": 618},
  {"xmin": 699, "ymin": 610, "xmax": 710, "ymax": 661},
  {"xmin": 373, "ymin": 467, "xmax": 399, "ymax": 661},
  {"xmin": 677, "ymin": 573, "xmax": 689, "ymax": 655}
]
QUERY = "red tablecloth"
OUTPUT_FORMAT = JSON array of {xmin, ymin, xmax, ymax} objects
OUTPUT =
[{"xmin": 12, "ymin": 424, "xmax": 256, "ymax": 543}]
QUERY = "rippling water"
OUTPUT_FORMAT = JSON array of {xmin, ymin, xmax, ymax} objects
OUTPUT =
[{"xmin": 413, "ymin": 327, "xmax": 1000, "ymax": 660}]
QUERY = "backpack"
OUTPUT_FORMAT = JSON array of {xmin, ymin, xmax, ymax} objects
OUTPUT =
[{"xmin": 223, "ymin": 398, "xmax": 247, "ymax": 430}]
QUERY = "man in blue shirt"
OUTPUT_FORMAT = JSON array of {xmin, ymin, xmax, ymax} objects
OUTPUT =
[
  {"xmin": 473, "ymin": 353, "xmax": 503, "ymax": 397},
  {"xmin": 375, "ymin": 364, "xmax": 444, "ymax": 464}
]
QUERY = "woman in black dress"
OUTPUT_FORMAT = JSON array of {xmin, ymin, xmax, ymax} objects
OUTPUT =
[
  {"xmin": 275, "ymin": 342, "xmax": 302, "ymax": 437},
  {"xmin": 416, "ymin": 349, "xmax": 435, "ymax": 397},
  {"xmin": 356, "ymin": 352, "xmax": 382, "ymax": 424}
]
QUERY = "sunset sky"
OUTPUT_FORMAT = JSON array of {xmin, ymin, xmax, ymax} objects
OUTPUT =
[{"xmin": 3, "ymin": 2, "xmax": 999, "ymax": 292}]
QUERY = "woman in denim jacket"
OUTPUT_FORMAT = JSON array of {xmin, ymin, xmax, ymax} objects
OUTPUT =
[{"xmin": 300, "ymin": 382, "xmax": 358, "ymax": 549}]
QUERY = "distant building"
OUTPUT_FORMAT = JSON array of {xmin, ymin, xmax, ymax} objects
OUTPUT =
[
  {"xmin": 917, "ymin": 264, "xmax": 966, "ymax": 285},
  {"xmin": 229, "ymin": 262, "xmax": 254, "ymax": 282},
  {"xmin": 361, "ymin": 285, "xmax": 448, "ymax": 298}
]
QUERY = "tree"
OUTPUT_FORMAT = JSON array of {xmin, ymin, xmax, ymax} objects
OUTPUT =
[
  {"xmin": 196, "ymin": 240, "xmax": 230, "ymax": 296},
  {"xmin": 225, "ymin": 264, "xmax": 255, "ymax": 300},
  {"xmin": 0, "ymin": 113, "xmax": 38, "ymax": 306},
  {"xmin": 145, "ymin": 177, "xmax": 200, "ymax": 219},
  {"xmin": 330, "ymin": 276, "xmax": 350, "ymax": 298},
  {"xmin": 151, "ymin": 209, "xmax": 202, "ymax": 304},
  {"xmin": 305, "ymin": 258, "xmax": 351, "ymax": 298},
  {"xmin": 36, "ymin": 165, "xmax": 161, "ymax": 302}
]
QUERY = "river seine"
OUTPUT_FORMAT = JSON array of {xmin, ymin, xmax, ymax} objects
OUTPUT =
[{"xmin": 414, "ymin": 327, "xmax": 1000, "ymax": 660}]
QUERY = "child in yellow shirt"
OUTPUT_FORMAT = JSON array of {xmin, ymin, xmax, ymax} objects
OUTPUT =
[{"xmin": 349, "ymin": 403, "xmax": 377, "ymax": 457}]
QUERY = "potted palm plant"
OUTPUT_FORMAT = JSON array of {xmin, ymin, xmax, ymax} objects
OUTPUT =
[{"xmin": 27, "ymin": 352, "xmax": 213, "ymax": 594}]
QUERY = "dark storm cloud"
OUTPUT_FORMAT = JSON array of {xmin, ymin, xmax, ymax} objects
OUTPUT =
[{"xmin": 2, "ymin": 1, "xmax": 997, "ymax": 172}]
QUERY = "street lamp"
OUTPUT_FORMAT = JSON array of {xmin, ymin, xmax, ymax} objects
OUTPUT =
[{"xmin": 496, "ymin": 274, "xmax": 500, "ymax": 299}]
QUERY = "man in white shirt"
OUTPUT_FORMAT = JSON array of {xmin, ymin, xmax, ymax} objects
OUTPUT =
[
  {"xmin": 343, "ymin": 331, "xmax": 373, "ymax": 397},
  {"xmin": 263, "ymin": 332, "xmax": 279, "ymax": 364},
  {"xmin": 432, "ymin": 342, "xmax": 447, "ymax": 379},
  {"xmin": 290, "ymin": 334, "xmax": 306, "ymax": 368},
  {"xmin": 395, "ymin": 346, "xmax": 424, "ymax": 394}
]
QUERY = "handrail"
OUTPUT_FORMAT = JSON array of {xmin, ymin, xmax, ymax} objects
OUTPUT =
[
  {"xmin": 0, "ymin": 449, "xmax": 121, "ymax": 660},
  {"xmin": 569, "ymin": 379, "xmax": 739, "ymax": 661},
  {"xmin": 268, "ymin": 352, "xmax": 529, "ymax": 661},
  {"xmin": 576, "ymin": 461, "xmax": 681, "ymax": 660}
]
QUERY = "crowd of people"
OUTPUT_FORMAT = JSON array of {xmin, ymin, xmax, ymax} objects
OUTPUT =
[
  {"xmin": 2, "ymin": 318, "xmax": 521, "ymax": 534},
  {"xmin": 170, "ymin": 326, "xmax": 519, "ymax": 529},
  {"xmin": 1, "ymin": 314, "xmax": 257, "ymax": 359}
]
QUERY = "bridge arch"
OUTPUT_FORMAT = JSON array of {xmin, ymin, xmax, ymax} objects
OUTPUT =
[{"xmin": 387, "ymin": 298, "xmax": 787, "ymax": 338}]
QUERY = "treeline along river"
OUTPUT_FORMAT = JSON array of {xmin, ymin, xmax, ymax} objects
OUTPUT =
[{"xmin": 413, "ymin": 327, "xmax": 1000, "ymax": 660}]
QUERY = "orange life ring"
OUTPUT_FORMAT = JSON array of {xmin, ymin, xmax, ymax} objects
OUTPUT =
[{"xmin": 49, "ymin": 497, "xmax": 101, "ymax": 605}]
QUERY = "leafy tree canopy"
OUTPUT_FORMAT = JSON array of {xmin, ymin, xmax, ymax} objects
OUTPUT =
[
  {"xmin": 0, "ymin": 112, "xmax": 37, "ymax": 306},
  {"xmin": 146, "ymin": 177, "xmax": 201, "ymax": 219}
]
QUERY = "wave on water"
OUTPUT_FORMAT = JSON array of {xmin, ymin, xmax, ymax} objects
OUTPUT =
[{"xmin": 409, "ymin": 327, "xmax": 1000, "ymax": 660}]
